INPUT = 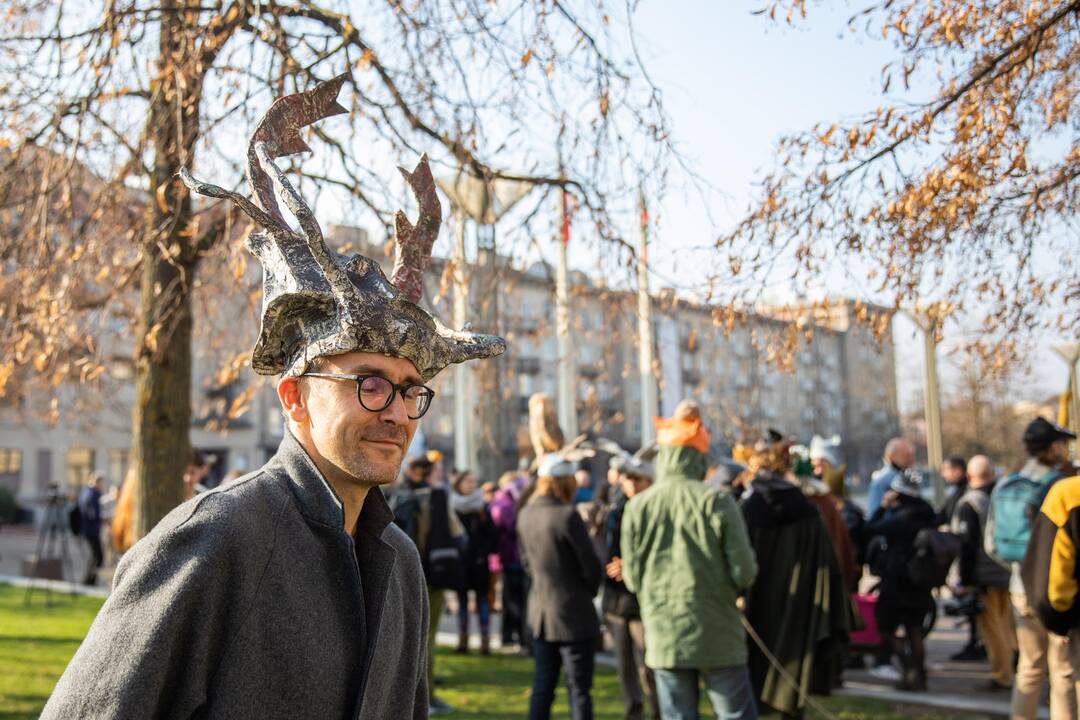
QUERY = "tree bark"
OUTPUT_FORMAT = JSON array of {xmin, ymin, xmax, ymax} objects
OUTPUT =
[{"xmin": 131, "ymin": 0, "xmax": 203, "ymax": 538}]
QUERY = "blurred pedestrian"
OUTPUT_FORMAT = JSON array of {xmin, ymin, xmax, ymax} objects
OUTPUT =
[
  {"xmin": 741, "ymin": 440, "xmax": 851, "ymax": 713},
  {"xmin": 491, "ymin": 470, "xmax": 529, "ymax": 648},
  {"xmin": 181, "ymin": 449, "xmax": 209, "ymax": 501},
  {"xmin": 865, "ymin": 470, "xmax": 936, "ymax": 690},
  {"xmin": 1022, "ymin": 472, "xmax": 1080, "ymax": 690},
  {"xmin": 805, "ymin": 435, "xmax": 860, "ymax": 593},
  {"xmin": 518, "ymin": 454, "xmax": 603, "ymax": 720},
  {"xmin": 937, "ymin": 455, "xmax": 968, "ymax": 526},
  {"xmin": 939, "ymin": 453, "xmax": 984, "ymax": 661},
  {"xmin": 390, "ymin": 455, "xmax": 465, "ymax": 715},
  {"xmin": 987, "ymin": 417, "xmax": 1078, "ymax": 720},
  {"xmin": 621, "ymin": 400, "xmax": 758, "ymax": 720},
  {"xmin": 604, "ymin": 456, "xmax": 660, "ymax": 720},
  {"xmin": 481, "ymin": 480, "xmax": 500, "ymax": 609},
  {"xmin": 951, "ymin": 455, "xmax": 1012, "ymax": 690},
  {"xmin": 810, "ymin": 434, "xmax": 866, "ymax": 569},
  {"xmin": 110, "ymin": 467, "xmax": 136, "ymax": 554},
  {"xmin": 451, "ymin": 469, "xmax": 495, "ymax": 654},
  {"xmin": 574, "ymin": 468, "xmax": 595, "ymax": 504},
  {"xmin": 866, "ymin": 438, "xmax": 915, "ymax": 516},
  {"xmin": 77, "ymin": 472, "xmax": 105, "ymax": 585}
]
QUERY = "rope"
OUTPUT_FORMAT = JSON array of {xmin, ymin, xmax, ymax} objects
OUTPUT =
[{"xmin": 739, "ymin": 614, "xmax": 843, "ymax": 720}]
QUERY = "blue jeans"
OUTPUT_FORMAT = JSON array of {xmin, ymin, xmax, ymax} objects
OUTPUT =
[
  {"xmin": 529, "ymin": 637, "xmax": 595, "ymax": 720},
  {"xmin": 653, "ymin": 666, "xmax": 757, "ymax": 720}
]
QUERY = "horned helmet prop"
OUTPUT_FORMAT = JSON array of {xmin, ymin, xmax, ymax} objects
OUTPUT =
[{"xmin": 179, "ymin": 74, "xmax": 506, "ymax": 380}]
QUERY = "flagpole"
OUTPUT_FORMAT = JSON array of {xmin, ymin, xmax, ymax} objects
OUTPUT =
[
  {"xmin": 637, "ymin": 189, "xmax": 658, "ymax": 445},
  {"xmin": 556, "ymin": 189, "xmax": 578, "ymax": 439}
]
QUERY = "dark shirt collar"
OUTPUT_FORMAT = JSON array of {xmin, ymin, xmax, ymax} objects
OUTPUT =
[{"xmin": 272, "ymin": 428, "xmax": 394, "ymax": 537}]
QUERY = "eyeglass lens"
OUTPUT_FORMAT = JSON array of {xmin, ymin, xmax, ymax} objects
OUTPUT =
[{"xmin": 357, "ymin": 376, "xmax": 431, "ymax": 418}]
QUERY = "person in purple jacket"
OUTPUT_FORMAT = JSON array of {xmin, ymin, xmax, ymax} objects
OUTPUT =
[{"xmin": 491, "ymin": 470, "xmax": 530, "ymax": 649}]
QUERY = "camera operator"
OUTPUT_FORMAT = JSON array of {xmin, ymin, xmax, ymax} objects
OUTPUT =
[{"xmin": 951, "ymin": 455, "xmax": 1013, "ymax": 691}]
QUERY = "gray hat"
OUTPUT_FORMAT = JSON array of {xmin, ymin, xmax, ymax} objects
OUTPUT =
[
  {"xmin": 180, "ymin": 75, "xmax": 505, "ymax": 380},
  {"xmin": 809, "ymin": 435, "xmax": 842, "ymax": 468},
  {"xmin": 537, "ymin": 454, "xmax": 576, "ymax": 478},
  {"xmin": 611, "ymin": 455, "xmax": 655, "ymax": 482}
]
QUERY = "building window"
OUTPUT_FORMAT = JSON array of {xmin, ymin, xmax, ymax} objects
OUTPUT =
[
  {"xmin": 0, "ymin": 449, "xmax": 21, "ymax": 494},
  {"xmin": 108, "ymin": 448, "xmax": 130, "ymax": 489},
  {"xmin": 66, "ymin": 448, "xmax": 95, "ymax": 488}
]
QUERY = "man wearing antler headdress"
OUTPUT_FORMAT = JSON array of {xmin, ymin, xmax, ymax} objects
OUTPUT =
[{"xmin": 42, "ymin": 76, "xmax": 504, "ymax": 720}]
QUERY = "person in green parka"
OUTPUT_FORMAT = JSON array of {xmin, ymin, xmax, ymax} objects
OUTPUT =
[
  {"xmin": 739, "ymin": 438, "xmax": 852, "ymax": 719},
  {"xmin": 621, "ymin": 400, "xmax": 759, "ymax": 720}
]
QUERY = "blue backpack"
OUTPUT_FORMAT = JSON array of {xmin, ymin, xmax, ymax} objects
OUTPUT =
[{"xmin": 991, "ymin": 469, "xmax": 1063, "ymax": 563}]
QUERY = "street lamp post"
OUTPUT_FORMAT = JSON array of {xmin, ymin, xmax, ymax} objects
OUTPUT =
[
  {"xmin": 902, "ymin": 305, "xmax": 948, "ymax": 505},
  {"xmin": 1053, "ymin": 343, "xmax": 1080, "ymax": 459}
]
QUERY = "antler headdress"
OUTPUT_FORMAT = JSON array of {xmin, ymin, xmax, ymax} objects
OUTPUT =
[{"xmin": 179, "ymin": 74, "xmax": 505, "ymax": 380}]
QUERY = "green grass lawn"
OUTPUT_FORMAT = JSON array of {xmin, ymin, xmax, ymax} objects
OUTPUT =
[{"xmin": 0, "ymin": 582, "xmax": 969, "ymax": 719}]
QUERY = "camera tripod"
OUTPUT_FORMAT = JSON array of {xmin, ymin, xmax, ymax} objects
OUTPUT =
[{"xmin": 24, "ymin": 487, "xmax": 77, "ymax": 607}]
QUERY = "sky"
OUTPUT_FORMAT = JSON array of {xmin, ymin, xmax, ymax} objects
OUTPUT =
[{"xmin": 614, "ymin": 2, "xmax": 1074, "ymax": 410}]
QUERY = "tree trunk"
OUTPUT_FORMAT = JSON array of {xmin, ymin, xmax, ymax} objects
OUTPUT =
[
  {"xmin": 131, "ymin": 257, "xmax": 195, "ymax": 538},
  {"xmin": 131, "ymin": 0, "xmax": 203, "ymax": 538}
]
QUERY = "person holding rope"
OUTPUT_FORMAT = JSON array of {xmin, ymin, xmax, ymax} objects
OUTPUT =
[{"xmin": 740, "ymin": 436, "xmax": 852, "ymax": 716}]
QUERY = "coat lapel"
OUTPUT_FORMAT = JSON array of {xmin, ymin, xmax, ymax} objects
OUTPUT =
[{"xmin": 353, "ymin": 490, "xmax": 398, "ymax": 718}]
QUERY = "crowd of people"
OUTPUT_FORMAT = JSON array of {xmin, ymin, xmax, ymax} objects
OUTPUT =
[{"xmin": 378, "ymin": 398, "xmax": 1080, "ymax": 720}]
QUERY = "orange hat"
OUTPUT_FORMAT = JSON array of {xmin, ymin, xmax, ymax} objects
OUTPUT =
[{"xmin": 654, "ymin": 415, "xmax": 710, "ymax": 455}]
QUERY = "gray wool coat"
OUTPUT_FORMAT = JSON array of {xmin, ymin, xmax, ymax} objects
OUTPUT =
[{"xmin": 41, "ymin": 430, "xmax": 429, "ymax": 720}]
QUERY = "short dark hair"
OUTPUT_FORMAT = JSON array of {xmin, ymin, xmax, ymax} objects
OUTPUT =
[
  {"xmin": 943, "ymin": 455, "xmax": 966, "ymax": 471},
  {"xmin": 190, "ymin": 448, "xmax": 207, "ymax": 469}
]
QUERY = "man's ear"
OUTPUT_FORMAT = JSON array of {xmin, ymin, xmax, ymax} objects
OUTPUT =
[{"xmin": 277, "ymin": 376, "xmax": 309, "ymax": 425}]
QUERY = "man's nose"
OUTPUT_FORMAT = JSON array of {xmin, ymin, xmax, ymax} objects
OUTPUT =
[{"xmin": 380, "ymin": 390, "xmax": 409, "ymax": 425}]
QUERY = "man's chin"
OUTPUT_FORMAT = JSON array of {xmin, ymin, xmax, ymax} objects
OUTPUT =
[{"xmin": 346, "ymin": 450, "xmax": 403, "ymax": 486}]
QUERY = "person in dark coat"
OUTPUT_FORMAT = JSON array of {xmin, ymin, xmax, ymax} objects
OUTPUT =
[
  {"xmin": 864, "ymin": 470, "xmax": 937, "ymax": 691},
  {"xmin": 603, "ymin": 456, "xmax": 660, "ymax": 720},
  {"xmin": 936, "ymin": 455, "xmax": 968, "ymax": 526},
  {"xmin": 740, "ymin": 442, "xmax": 851, "ymax": 718},
  {"xmin": 41, "ymin": 78, "xmax": 507, "ymax": 720},
  {"xmin": 77, "ymin": 472, "xmax": 105, "ymax": 585},
  {"xmin": 451, "ymin": 469, "xmax": 496, "ymax": 654},
  {"xmin": 518, "ymin": 453, "xmax": 604, "ymax": 720}
]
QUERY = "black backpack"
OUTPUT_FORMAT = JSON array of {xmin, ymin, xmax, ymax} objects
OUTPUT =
[
  {"xmin": 68, "ymin": 504, "xmax": 82, "ymax": 535},
  {"xmin": 421, "ymin": 488, "xmax": 464, "ymax": 591},
  {"xmin": 906, "ymin": 528, "xmax": 962, "ymax": 588},
  {"xmin": 392, "ymin": 485, "xmax": 463, "ymax": 591}
]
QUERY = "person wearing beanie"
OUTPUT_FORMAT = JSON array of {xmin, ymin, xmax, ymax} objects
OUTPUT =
[
  {"xmin": 864, "ymin": 469, "xmax": 937, "ymax": 690},
  {"xmin": 621, "ymin": 402, "xmax": 759, "ymax": 720},
  {"xmin": 517, "ymin": 454, "xmax": 603, "ymax": 720},
  {"xmin": 740, "ymin": 439, "xmax": 852, "ymax": 713}
]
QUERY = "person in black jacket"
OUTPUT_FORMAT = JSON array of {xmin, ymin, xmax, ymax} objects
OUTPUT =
[
  {"xmin": 865, "ymin": 470, "xmax": 937, "ymax": 691},
  {"xmin": 450, "ymin": 469, "xmax": 496, "ymax": 654},
  {"xmin": 936, "ymin": 455, "xmax": 968, "ymax": 526},
  {"xmin": 951, "ymin": 455, "xmax": 1012, "ymax": 690},
  {"xmin": 603, "ymin": 457, "xmax": 660, "ymax": 720},
  {"xmin": 518, "ymin": 454, "xmax": 604, "ymax": 720}
]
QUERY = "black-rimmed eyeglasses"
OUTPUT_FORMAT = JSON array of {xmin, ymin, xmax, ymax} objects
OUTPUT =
[{"xmin": 302, "ymin": 373, "xmax": 436, "ymax": 420}]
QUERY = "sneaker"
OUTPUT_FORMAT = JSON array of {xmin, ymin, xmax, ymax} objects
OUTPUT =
[
  {"xmin": 429, "ymin": 697, "xmax": 454, "ymax": 715},
  {"xmin": 869, "ymin": 664, "xmax": 902, "ymax": 681}
]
